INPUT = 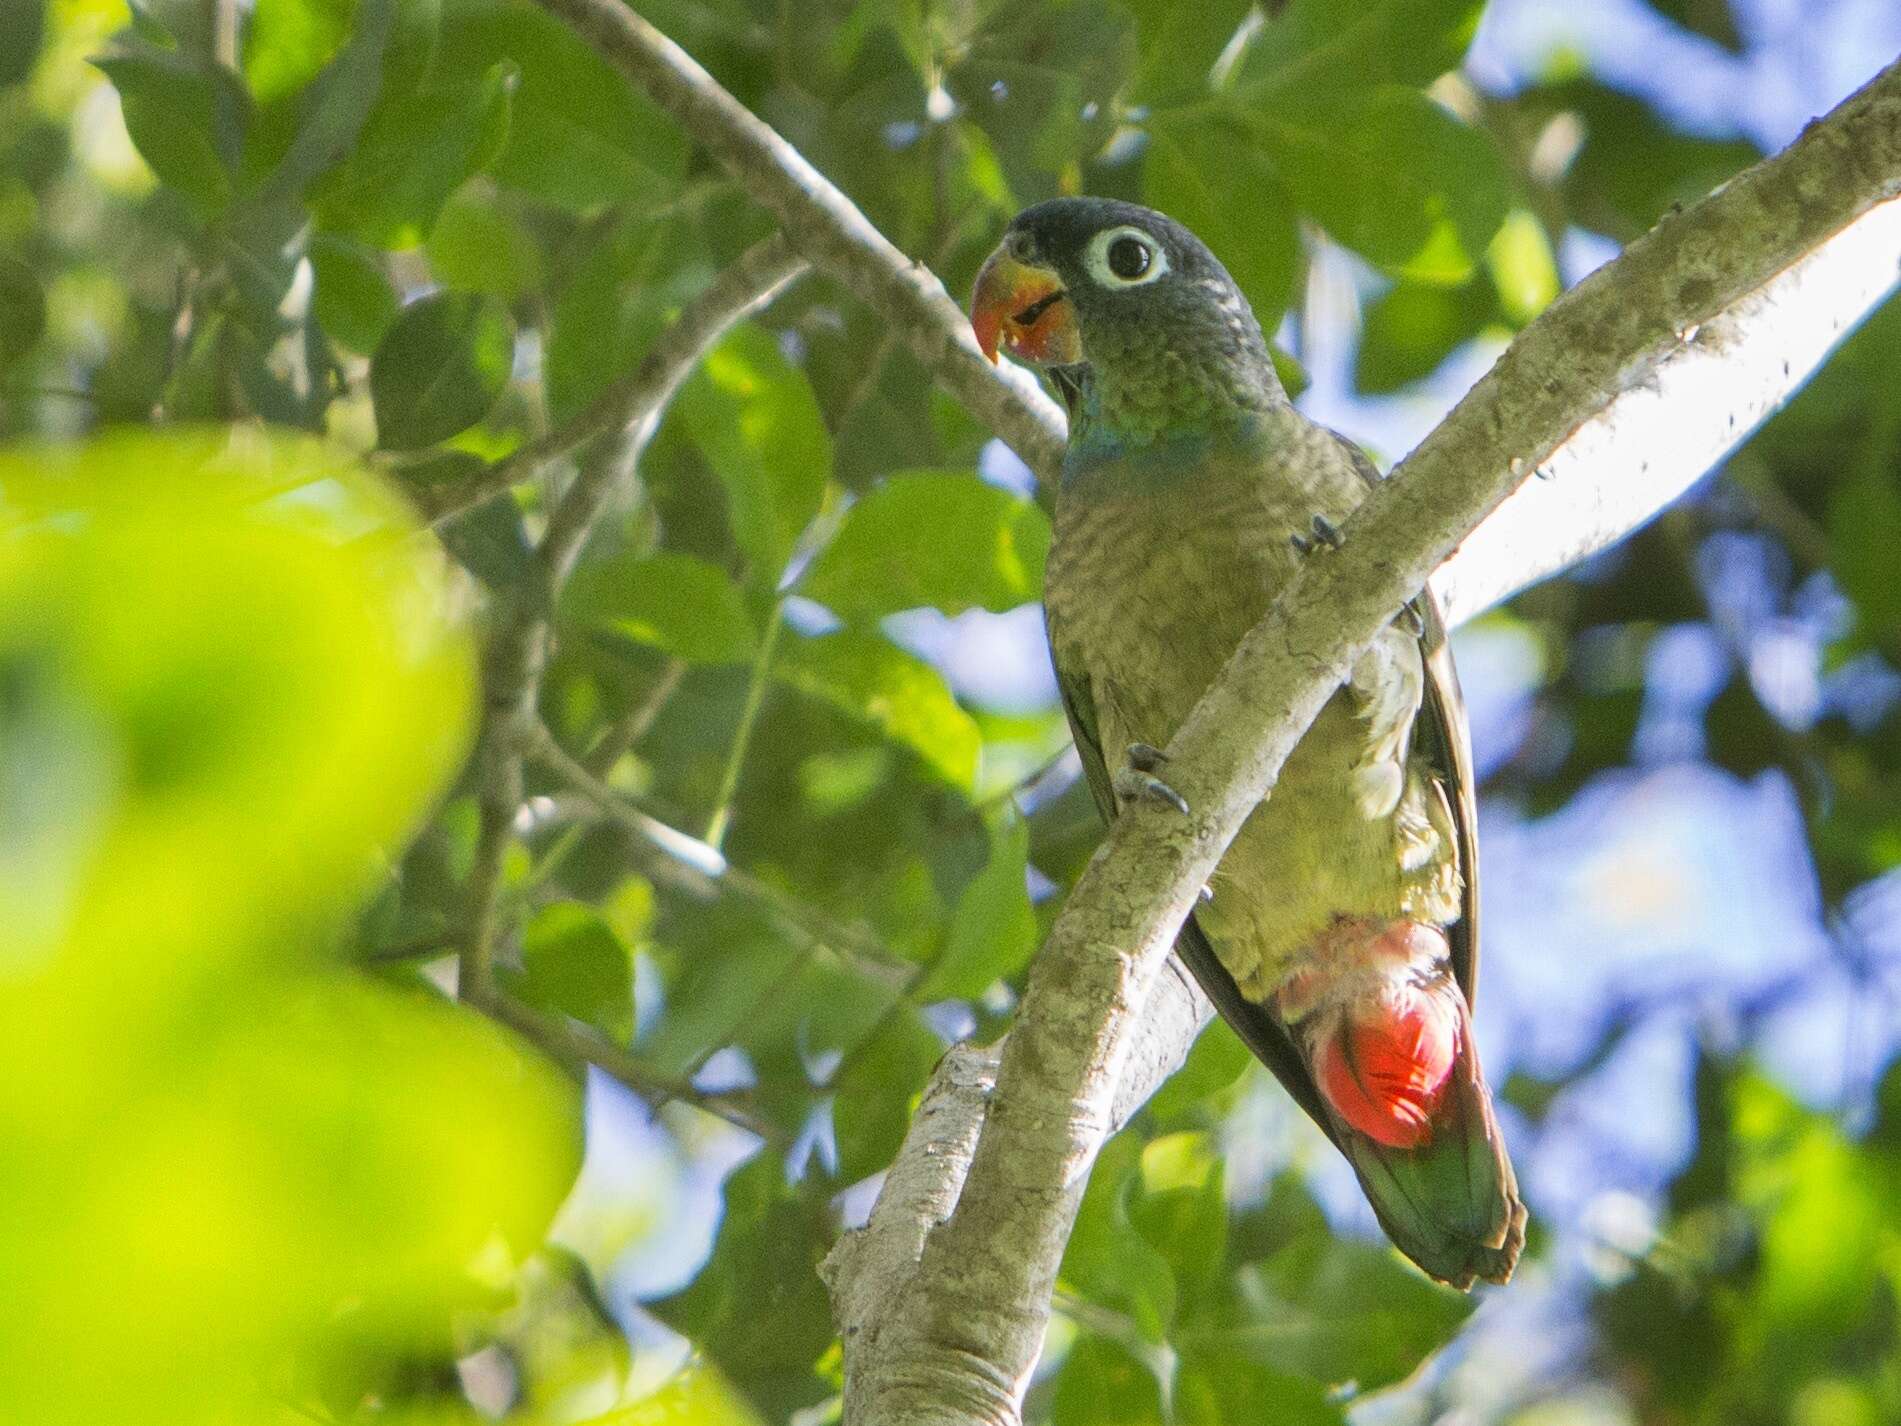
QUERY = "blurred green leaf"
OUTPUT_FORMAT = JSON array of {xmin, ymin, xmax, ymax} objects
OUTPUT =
[
  {"xmin": 799, "ymin": 471, "xmax": 1050, "ymax": 622},
  {"xmin": 1259, "ymin": 88, "xmax": 1509, "ymax": 282},
  {"xmin": 1647, "ymin": 0, "xmax": 1743, "ymax": 51},
  {"xmin": 775, "ymin": 630, "xmax": 980, "ymax": 792},
  {"xmin": 1235, "ymin": 0, "xmax": 1485, "ymax": 101},
  {"xmin": 0, "ymin": 0, "xmax": 45, "ymax": 87},
  {"xmin": 437, "ymin": 489, "xmax": 534, "ymax": 591},
  {"xmin": 95, "ymin": 39, "xmax": 252, "ymax": 220},
  {"xmin": 0, "ymin": 429, "xmax": 584, "ymax": 1426},
  {"xmin": 1051, "ymin": 1334, "xmax": 1167, "ymax": 1426},
  {"xmin": 516, "ymin": 901, "xmax": 635, "ymax": 1045},
  {"xmin": 1175, "ymin": 1353, "xmax": 1348, "ymax": 1426},
  {"xmin": 1538, "ymin": 79, "xmax": 1760, "ymax": 239},
  {"xmin": 436, "ymin": 0, "xmax": 686, "ymax": 209},
  {"xmin": 1201, "ymin": 1235, "xmax": 1474, "ymax": 1391},
  {"xmin": 1145, "ymin": 113, "xmax": 1302, "ymax": 329},
  {"xmin": 425, "ymin": 187, "xmax": 543, "ymax": 299},
  {"xmin": 0, "ymin": 257, "xmax": 46, "ymax": 373},
  {"xmin": 647, "ymin": 1152, "xmax": 834, "ymax": 1417},
  {"xmin": 677, "ymin": 322, "xmax": 832, "ymax": 591},
  {"xmin": 1124, "ymin": 0, "xmax": 1253, "ymax": 103},
  {"xmin": 1062, "ymin": 1131, "xmax": 1178, "ymax": 1341},
  {"xmin": 914, "ymin": 808, "xmax": 1035, "ymax": 1001},
  {"xmin": 246, "ymin": 0, "xmax": 394, "ymax": 206},
  {"xmin": 1828, "ymin": 468, "xmax": 1901, "ymax": 647},
  {"xmin": 545, "ymin": 211, "xmax": 700, "ymax": 425},
  {"xmin": 1355, "ymin": 278, "xmax": 1496, "ymax": 394},
  {"xmin": 371, "ymin": 291, "xmax": 514, "ymax": 450},
  {"xmin": 567, "ymin": 552, "xmax": 758, "ymax": 665},
  {"xmin": 1486, "ymin": 207, "xmax": 1561, "ymax": 324},
  {"xmin": 576, "ymin": 1366, "xmax": 764, "ymax": 1426},
  {"xmin": 830, "ymin": 1007, "xmax": 942, "ymax": 1183},
  {"xmin": 309, "ymin": 232, "xmax": 399, "ymax": 353},
  {"xmin": 313, "ymin": 58, "xmax": 516, "ymax": 248},
  {"xmin": 245, "ymin": 0, "xmax": 356, "ymax": 103}
]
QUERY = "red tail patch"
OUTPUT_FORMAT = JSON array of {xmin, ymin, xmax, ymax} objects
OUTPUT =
[{"xmin": 1314, "ymin": 983, "xmax": 1458, "ymax": 1148}]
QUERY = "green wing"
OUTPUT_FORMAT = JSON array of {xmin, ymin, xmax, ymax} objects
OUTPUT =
[{"xmin": 1052, "ymin": 656, "xmax": 1338, "ymax": 1139}]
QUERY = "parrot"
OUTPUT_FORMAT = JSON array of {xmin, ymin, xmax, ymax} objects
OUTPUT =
[{"xmin": 969, "ymin": 197, "xmax": 1525, "ymax": 1288}]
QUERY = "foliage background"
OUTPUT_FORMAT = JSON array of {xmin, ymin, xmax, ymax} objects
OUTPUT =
[{"xmin": 3, "ymin": 0, "xmax": 1901, "ymax": 1422}]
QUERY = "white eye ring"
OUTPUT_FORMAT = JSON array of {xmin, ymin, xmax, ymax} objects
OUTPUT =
[{"xmin": 1084, "ymin": 225, "xmax": 1169, "ymax": 288}]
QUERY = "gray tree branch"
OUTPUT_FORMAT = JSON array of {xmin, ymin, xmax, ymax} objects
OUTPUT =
[
  {"xmin": 827, "ymin": 58, "xmax": 1901, "ymax": 1426},
  {"xmin": 523, "ymin": 0, "xmax": 1069, "ymax": 487}
]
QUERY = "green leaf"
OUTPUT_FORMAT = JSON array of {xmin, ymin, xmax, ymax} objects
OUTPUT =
[
  {"xmin": 425, "ymin": 188, "xmax": 543, "ymax": 299},
  {"xmin": 1175, "ymin": 1353, "xmax": 1347, "ymax": 1426},
  {"xmin": 313, "ymin": 58, "xmax": 516, "ymax": 248},
  {"xmin": 370, "ymin": 291, "xmax": 514, "ymax": 450},
  {"xmin": 436, "ymin": 0, "xmax": 686, "ymax": 210},
  {"xmin": 0, "ymin": 258, "xmax": 46, "ymax": 373},
  {"xmin": 94, "ymin": 40, "xmax": 252, "ymax": 220},
  {"xmin": 1145, "ymin": 113, "xmax": 1301, "ymax": 328},
  {"xmin": 437, "ymin": 489, "xmax": 534, "ymax": 591},
  {"xmin": 1060, "ymin": 1130, "xmax": 1178, "ymax": 1340},
  {"xmin": 1124, "ymin": 0, "xmax": 1253, "ymax": 103},
  {"xmin": 1198, "ymin": 1235, "xmax": 1474, "ymax": 1392},
  {"xmin": 1485, "ymin": 208, "xmax": 1561, "ymax": 325},
  {"xmin": 1235, "ymin": 0, "xmax": 1485, "ymax": 103},
  {"xmin": 1258, "ymin": 87, "xmax": 1509, "ymax": 282},
  {"xmin": 914, "ymin": 809, "xmax": 1035, "ymax": 1001},
  {"xmin": 0, "ymin": 0, "xmax": 45, "ymax": 87},
  {"xmin": 1647, "ymin": 0, "xmax": 1743, "ymax": 51},
  {"xmin": 1051, "ymin": 1334, "xmax": 1167, "ymax": 1426},
  {"xmin": 775, "ymin": 630, "xmax": 980, "ymax": 792},
  {"xmin": 245, "ymin": 0, "xmax": 356, "ymax": 103},
  {"xmin": 646, "ymin": 1152, "xmax": 834, "ymax": 1418},
  {"xmin": 545, "ymin": 212, "xmax": 696, "ymax": 425},
  {"xmin": 677, "ymin": 322, "xmax": 832, "ymax": 591},
  {"xmin": 830, "ymin": 1008, "xmax": 942, "ymax": 1183},
  {"xmin": 565, "ymin": 552, "xmax": 758, "ymax": 665},
  {"xmin": 309, "ymin": 233, "xmax": 398, "ymax": 353},
  {"xmin": 1354, "ymin": 278, "xmax": 1497, "ymax": 394},
  {"xmin": 799, "ymin": 471, "xmax": 1050, "ymax": 622},
  {"xmin": 246, "ymin": 0, "xmax": 395, "ymax": 208},
  {"xmin": 1541, "ymin": 79, "xmax": 1760, "ymax": 239},
  {"xmin": 1131, "ymin": 1132, "xmax": 1227, "ymax": 1306},
  {"xmin": 517, "ymin": 901, "xmax": 634, "ymax": 1045}
]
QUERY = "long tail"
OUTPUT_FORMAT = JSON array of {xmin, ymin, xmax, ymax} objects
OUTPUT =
[{"xmin": 1277, "ymin": 922, "xmax": 1525, "ymax": 1288}]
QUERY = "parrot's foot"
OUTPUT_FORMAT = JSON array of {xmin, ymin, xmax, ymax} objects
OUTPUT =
[
  {"xmin": 1116, "ymin": 743, "xmax": 1189, "ymax": 816},
  {"xmin": 1290, "ymin": 514, "xmax": 1344, "ymax": 555}
]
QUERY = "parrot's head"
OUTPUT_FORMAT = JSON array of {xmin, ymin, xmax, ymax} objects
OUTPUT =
[{"xmin": 969, "ymin": 197, "xmax": 1282, "ymax": 424}]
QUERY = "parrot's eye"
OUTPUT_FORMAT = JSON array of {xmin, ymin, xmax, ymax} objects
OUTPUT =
[
  {"xmin": 1005, "ymin": 230, "xmax": 1035, "ymax": 262},
  {"xmin": 1084, "ymin": 225, "xmax": 1169, "ymax": 289}
]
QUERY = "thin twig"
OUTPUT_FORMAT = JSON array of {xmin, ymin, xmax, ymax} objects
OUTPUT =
[
  {"xmin": 527, "ymin": 722, "xmax": 913, "ymax": 987},
  {"xmin": 586, "ymin": 657, "xmax": 687, "ymax": 777},
  {"xmin": 416, "ymin": 233, "xmax": 807, "ymax": 526},
  {"xmin": 703, "ymin": 598, "xmax": 784, "ymax": 849},
  {"xmin": 523, "ymin": 0, "xmax": 1067, "ymax": 487},
  {"xmin": 468, "ymin": 984, "xmax": 777, "ymax": 1140},
  {"xmin": 455, "ymin": 234, "xmax": 808, "ymax": 1001}
]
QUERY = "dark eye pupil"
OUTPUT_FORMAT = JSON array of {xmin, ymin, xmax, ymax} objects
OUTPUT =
[{"xmin": 1108, "ymin": 236, "xmax": 1150, "ymax": 279}]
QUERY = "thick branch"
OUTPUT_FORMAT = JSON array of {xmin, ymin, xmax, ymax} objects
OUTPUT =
[
  {"xmin": 522, "ymin": 0, "xmax": 1068, "ymax": 487},
  {"xmin": 835, "ymin": 57, "xmax": 1901, "ymax": 1425}
]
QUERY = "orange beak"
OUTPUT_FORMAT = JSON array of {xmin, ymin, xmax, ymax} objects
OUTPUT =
[{"xmin": 969, "ymin": 246, "xmax": 1080, "ymax": 367}]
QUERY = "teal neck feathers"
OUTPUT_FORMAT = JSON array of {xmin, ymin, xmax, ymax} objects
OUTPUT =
[{"xmin": 1061, "ymin": 299, "xmax": 1287, "ymax": 480}]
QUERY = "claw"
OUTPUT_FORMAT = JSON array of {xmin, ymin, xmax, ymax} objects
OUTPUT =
[
  {"xmin": 1127, "ymin": 742, "xmax": 1168, "ymax": 774},
  {"xmin": 1289, "ymin": 531, "xmax": 1313, "ymax": 555},
  {"xmin": 1401, "ymin": 598, "xmax": 1427, "ymax": 636},
  {"xmin": 1311, "ymin": 514, "xmax": 1343, "ymax": 549},
  {"xmin": 1115, "ymin": 743, "xmax": 1189, "ymax": 816}
]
